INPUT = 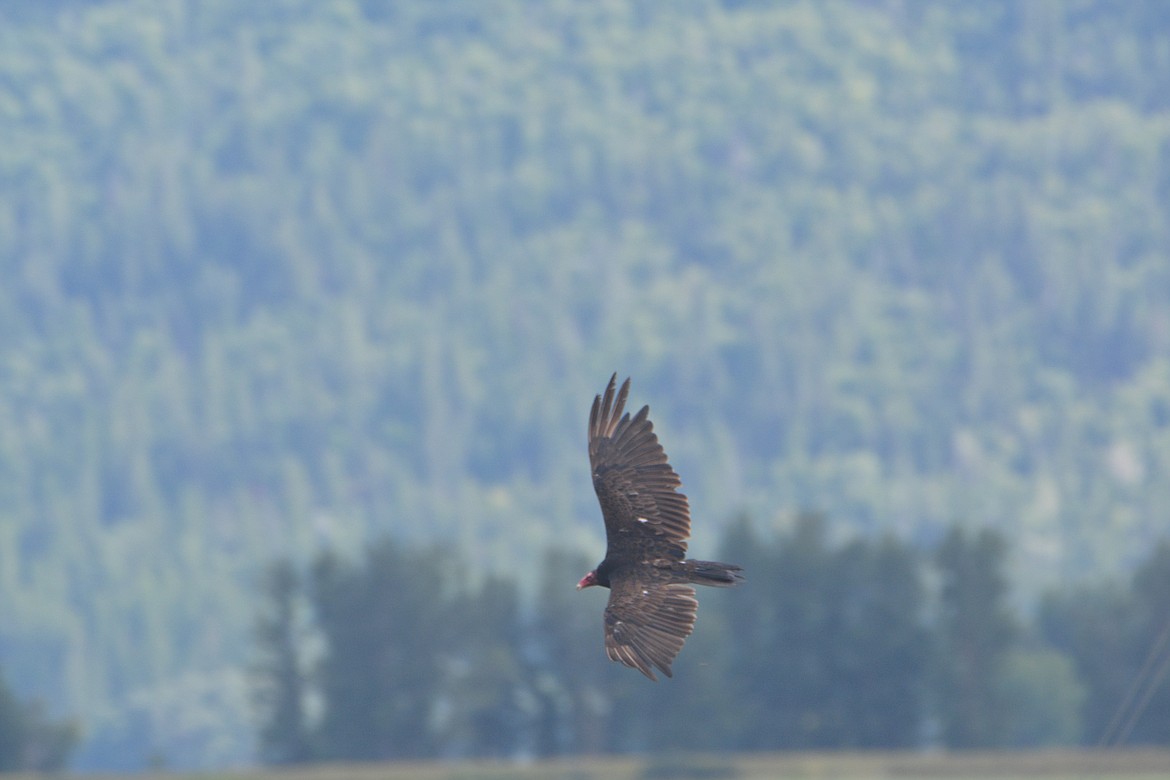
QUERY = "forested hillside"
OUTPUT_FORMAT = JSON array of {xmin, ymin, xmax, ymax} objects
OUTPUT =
[{"xmin": 2, "ymin": 0, "xmax": 1170, "ymax": 770}]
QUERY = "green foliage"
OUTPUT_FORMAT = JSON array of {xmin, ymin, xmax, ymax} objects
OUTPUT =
[
  {"xmin": 1125, "ymin": 543, "xmax": 1170, "ymax": 742},
  {"xmin": 2, "ymin": 0, "xmax": 1170, "ymax": 768},
  {"xmin": 718, "ymin": 514, "xmax": 927, "ymax": 750},
  {"xmin": 245, "ymin": 521, "xmax": 1170, "ymax": 763},
  {"xmin": 251, "ymin": 560, "xmax": 314, "ymax": 764},
  {"xmin": 1040, "ymin": 541, "xmax": 1170, "ymax": 746},
  {"xmin": 256, "ymin": 518, "xmax": 935, "ymax": 761},
  {"xmin": 932, "ymin": 526, "xmax": 1019, "ymax": 748},
  {"xmin": 310, "ymin": 540, "xmax": 455, "ymax": 761},
  {"xmin": 444, "ymin": 575, "xmax": 528, "ymax": 758},
  {"xmin": 995, "ymin": 647, "xmax": 1085, "ymax": 747},
  {"xmin": 1039, "ymin": 583, "xmax": 1137, "ymax": 744},
  {"xmin": 527, "ymin": 548, "xmax": 616, "ymax": 757}
]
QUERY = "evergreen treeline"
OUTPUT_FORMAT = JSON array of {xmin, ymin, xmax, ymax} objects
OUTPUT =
[
  {"xmin": 3, "ymin": 0, "xmax": 1170, "ymax": 768},
  {"xmin": 251, "ymin": 519, "xmax": 1170, "ymax": 763}
]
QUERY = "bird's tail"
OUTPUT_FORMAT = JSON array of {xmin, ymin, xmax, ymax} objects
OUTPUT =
[{"xmin": 686, "ymin": 560, "xmax": 745, "ymax": 587}]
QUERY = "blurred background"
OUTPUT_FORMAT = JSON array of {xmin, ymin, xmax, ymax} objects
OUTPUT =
[{"xmin": 1, "ymin": 0, "xmax": 1169, "ymax": 772}]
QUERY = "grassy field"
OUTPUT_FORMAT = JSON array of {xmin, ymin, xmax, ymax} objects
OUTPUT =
[{"xmin": 41, "ymin": 749, "xmax": 1167, "ymax": 780}]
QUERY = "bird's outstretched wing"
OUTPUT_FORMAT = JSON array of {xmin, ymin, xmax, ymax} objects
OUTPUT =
[
  {"xmin": 603, "ymin": 573, "xmax": 698, "ymax": 681},
  {"xmin": 588, "ymin": 374, "xmax": 690, "ymax": 559}
]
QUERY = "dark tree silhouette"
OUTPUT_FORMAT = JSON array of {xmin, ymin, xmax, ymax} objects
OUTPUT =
[
  {"xmin": 251, "ymin": 560, "xmax": 314, "ymax": 764},
  {"xmin": 310, "ymin": 541, "xmax": 453, "ymax": 760},
  {"xmin": 932, "ymin": 525, "xmax": 1019, "ymax": 748}
]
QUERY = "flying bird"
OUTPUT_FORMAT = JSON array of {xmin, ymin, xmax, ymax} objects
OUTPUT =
[{"xmin": 577, "ymin": 374, "xmax": 744, "ymax": 680}]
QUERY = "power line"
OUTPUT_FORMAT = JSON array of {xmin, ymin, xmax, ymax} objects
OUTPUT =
[{"xmin": 1098, "ymin": 616, "xmax": 1170, "ymax": 747}]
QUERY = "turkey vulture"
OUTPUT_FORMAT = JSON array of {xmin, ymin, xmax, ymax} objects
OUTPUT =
[{"xmin": 577, "ymin": 374, "xmax": 744, "ymax": 680}]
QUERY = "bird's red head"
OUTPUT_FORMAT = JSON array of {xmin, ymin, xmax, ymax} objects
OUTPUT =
[{"xmin": 577, "ymin": 570, "xmax": 598, "ymax": 590}]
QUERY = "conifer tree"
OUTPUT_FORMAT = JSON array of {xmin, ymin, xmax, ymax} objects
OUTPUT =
[
  {"xmin": 251, "ymin": 559, "xmax": 314, "ymax": 764},
  {"xmin": 932, "ymin": 526, "xmax": 1019, "ymax": 747}
]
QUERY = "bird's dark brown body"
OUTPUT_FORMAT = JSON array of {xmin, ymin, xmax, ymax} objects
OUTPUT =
[{"xmin": 577, "ymin": 374, "xmax": 743, "ymax": 680}]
